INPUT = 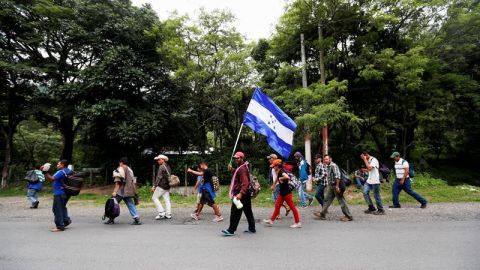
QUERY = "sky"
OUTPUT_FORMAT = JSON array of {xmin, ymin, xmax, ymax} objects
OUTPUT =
[{"xmin": 131, "ymin": 0, "xmax": 287, "ymax": 41}]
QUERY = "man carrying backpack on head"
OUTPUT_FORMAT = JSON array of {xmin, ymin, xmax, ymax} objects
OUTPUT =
[
  {"xmin": 389, "ymin": 152, "xmax": 427, "ymax": 209},
  {"xmin": 45, "ymin": 160, "xmax": 72, "ymax": 232},
  {"xmin": 360, "ymin": 151, "xmax": 385, "ymax": 215},
  {"xmin": 25, "ymin": 164, "xmax": 49, "ymax": 209}
]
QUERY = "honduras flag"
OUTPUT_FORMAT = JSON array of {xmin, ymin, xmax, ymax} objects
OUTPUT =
[{"xmin": 243, "ymin": 87, "xmax": 297, "ymax": 158}]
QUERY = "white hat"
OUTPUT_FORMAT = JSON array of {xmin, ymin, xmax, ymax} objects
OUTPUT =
[{"xmin": 154, "ymin": 154, "xmax": 169, "ymax": 162}]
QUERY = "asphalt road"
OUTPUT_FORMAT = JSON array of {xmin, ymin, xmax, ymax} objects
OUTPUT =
[{"xmin": 1, "ymin": 198, "xmax": 479, "ymax": 270}]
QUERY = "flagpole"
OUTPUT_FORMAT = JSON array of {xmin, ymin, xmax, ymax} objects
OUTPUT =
[{"xmin": 229, "ymin": 123, "xmax": 244, "ymax": 165}]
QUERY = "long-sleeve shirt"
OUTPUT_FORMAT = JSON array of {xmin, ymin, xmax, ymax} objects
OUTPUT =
[
  {"xmin": 230, "ymin": 163, "xmax": 250, "ymax": 197},
  {"xmin": 154, "ymin": 164, "xmax": 171, "ymax": 190},
  {"xmin": 315, "ymin": 163, "xmax": 327, "ymax": 186},
  {"xmin": 326, "ymin": 162, "xmax": 341, "ymax": 185}
]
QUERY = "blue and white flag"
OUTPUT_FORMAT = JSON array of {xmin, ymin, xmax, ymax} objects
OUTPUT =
[{"xmin": 243, "ymin": 87, "xmax": 297, "ymax": 159}]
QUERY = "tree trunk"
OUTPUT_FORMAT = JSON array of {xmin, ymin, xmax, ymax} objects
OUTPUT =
[
  {"xmin": 1, "ymin": 135, "xmax": 12, "ymax": 189},
  {"xmin": 59, "ymin": 112, "xmax": 75, "ymax": 162}
]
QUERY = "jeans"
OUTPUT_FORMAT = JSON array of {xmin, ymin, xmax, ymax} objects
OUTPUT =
[
  {"xmin": 355, "ymin": 177, "xmax": 365, "ymax": 189},
  {"xmin": 321, "ymin": 185, "xmax": 352, "ymax": 218},
  {"xmin": 297, "ymin": 181, "xmax": 313, "ymax": 207},
  {"xmin": 52, "ymin": 194, "xmax": 71, "ymax": 230},
  {"xmin": 315, "ymin": 184, "xmax": 326, "ymax": 206},
  {"xmin": 272, "ymin": 185, "xmax": 280, "ymax": 202},
  {"xmin": 152, "ymin": 187, "xmax": 171, "ymax": 215},
  {"xmin": 116, "ymin": 195, "xmax": 139, "ymax": 218},
  {"xmin": 363, "ymin": 183, "xmax": 383, "ymax": 210},
  {"xmin": 26, "ymin": 188, "xmax": 39, "ymax": 206},
  {"xmin": 227, "ymin": 194, "xmax": 255, "ymax": 234},
  {"xmin": 392, "ymin": 178, "xmax": 427, "ymax": 207}
]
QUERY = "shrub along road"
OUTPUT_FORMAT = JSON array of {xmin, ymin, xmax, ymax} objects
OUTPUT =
[{"xmin": 1, "ymin": 197, "xmax": 479, "ymax": 270}]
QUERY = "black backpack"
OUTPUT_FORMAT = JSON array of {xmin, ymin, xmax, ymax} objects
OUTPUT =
[
  {"xmin": 379, "ymin": 163, "xmax": 391, "ymax": 182},
  {"xmin": 339, "ymin": 168, "xmax": 352, "ymax": 192},
  {"xmin": 102, "ymin": 197, "xmax": 120, "ymax": 221},
  {"xmin": 61, "ymin": 170, "xmax": 89, "ymax": 196}
]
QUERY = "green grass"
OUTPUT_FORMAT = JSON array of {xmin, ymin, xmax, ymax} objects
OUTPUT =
[{"xmin": 2, "ymin": 173, "xmax": 479, "ymax": 207}]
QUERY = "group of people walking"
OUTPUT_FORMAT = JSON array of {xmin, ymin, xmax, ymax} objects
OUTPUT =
[{"xmin": 27, "ymin": 149, "xmax": 428, "ymax": 234}]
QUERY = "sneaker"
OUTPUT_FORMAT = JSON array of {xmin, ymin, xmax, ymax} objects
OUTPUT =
[
  {"xmin": 364, "ymin": 208, "xmax": 376, "ymax": 214},
  {"xmin": 340, "ymin": 216, "xmax": 353, "ymax": 222},
  {"xmin": 104, "ymin": 219, "xmax": 114, "ymax": 225},
  {"xmin": 212, "ymin": 216, "xmax": 224, "ymax": 222},
  {"xmin": 164, "ymin": 214, "xmax": 172, "ymax": 219},
  {"xmin": 263, "ymin": 219, "xmax": 273, "ymax": 226},
  {"xmin": 190, "ymin": 213, "xmax": 199, "ymax": 221},
  {"xmin": 389, "ymin": 205, "xmax": 401, "ymax": 209},
  {"xmin": 155, "ymin": 213, "xmax": 165, "ymax": 220},
  {"xmin": 221, "ymin": 229, "xmax": 234, "ymax": 236},
  {"xmin": 290, "ymin": 223, "xmax": 302, "ymax": 228},
  {"xmin": 420, "ymin": 203, "xmax": 427, "ymax": 209},
  {"xmin": 318, "ymin": 213, "xmax": 326, "ymax": 220},
  {"xmin": 31, "ymin": 201, "xmax": 39, "ymax": 209},
  {"xmin": 131, "ymin": 218, "xmax": 142, "ymax": 225},
  {"xmin": 243, "ymin": 229, "xmax": 256, "ymax": 234},
  {"xmin": 373, "ymin": 209, "xmax": 385, "ymax": 215}
]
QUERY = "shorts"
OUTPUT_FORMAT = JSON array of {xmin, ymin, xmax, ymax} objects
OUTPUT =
[{"xmin": 200, "ymin": 189, "xmax": 215, "ymax": 206}]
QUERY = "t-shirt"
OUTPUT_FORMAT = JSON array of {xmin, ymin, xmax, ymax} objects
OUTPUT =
[
  {"xmin": 394, "ymin": 158, "xmax": 409, "ymax": 179},
  {"xmin": 201, "ymin": 168, "xmax": 213, "ymax": 185},
  {"xmin": 366, "ymin": 157, "xmax": 380, "ymax": 184},
  {"xmin": 53, "ymin": 168, "xmax": 72, "ymax": 196},
  {"xmin": 277, "ymin": 170, "xmax": 291, "ymax": 196}
]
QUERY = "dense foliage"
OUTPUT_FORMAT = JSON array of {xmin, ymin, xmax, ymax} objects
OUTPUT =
[{"xmin": 1, "ymin": 0, "xmax": 479, "ymax": 187}]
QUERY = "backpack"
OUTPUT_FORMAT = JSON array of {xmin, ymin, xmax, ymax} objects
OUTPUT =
[
  {"xmin": 287, "ymin": 172, "xmax": 300, "ymax": 191},
  {"xmin": 102, "ymin": 197, "xmax": 120, "ymax": 221},
  {"xmin": 379, "ymin": 163, "xmax": 391, "ymax": 182},
  {"xmin": 162, "ymin": 164, "xmax": 180, "ymax": 187},
  {"xmin": 248, "ymin": 174, "xmax": 261, "ymax": 198},
  {"xmin": 402, "ymin": 160, "xmax": 415, "ymax": 178},
  {"xmin": 62, "ymin": 170, "xmax": 89, "ymax": 196},
  {"xmin": 24, "ymin": 170, "xmax": 39, "ymax": 183},
  {"xmin": 340, "ymin": 169, "xmax": 352, "ymax": 186}
]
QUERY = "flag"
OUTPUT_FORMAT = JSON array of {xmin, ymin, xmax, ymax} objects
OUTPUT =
[{"xmin": 243, "ymin": 87, "xmax": 297, "ymax": 158}]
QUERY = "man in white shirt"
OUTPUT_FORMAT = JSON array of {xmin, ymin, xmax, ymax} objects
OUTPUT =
[
  {"xmin": 390, "ymin": 152, "xmax": 427, "ymax": 209},
  {"xmin": 360, "ymin": 151, "xmax": 385, "ymax": 215}
]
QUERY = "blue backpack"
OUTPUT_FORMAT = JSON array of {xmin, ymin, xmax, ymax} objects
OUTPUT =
[{"xmin": 402, "ymin": 160, "xmax": 415, "ymax": 178}]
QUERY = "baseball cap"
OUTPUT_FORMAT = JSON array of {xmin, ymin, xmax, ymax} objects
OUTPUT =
[
  {"xmin": 390, "ymin": 151, "xmax": 400, "ymax": 158},
  {"xmin": 233, "ymin": 152, "xmax": 245, "ymax": 159},
  {"xmin": 270, "ymin": 159, "xmax": 282, "ymax": 168},
  {"xmin": 266, "ymin": 153, "xmax": 278, "ymax": 160}
]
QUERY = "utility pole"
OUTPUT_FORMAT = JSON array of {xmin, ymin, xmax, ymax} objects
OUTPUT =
[
  {"xmin": 300, "ymin": 33, "xmax": 312, "ymax": 165},
  {"xmin": 318, "ymin": 22, "xmax": 328, "ymax": 157}
]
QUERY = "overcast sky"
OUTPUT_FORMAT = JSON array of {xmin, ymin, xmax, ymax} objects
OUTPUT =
[{"xmin": 131, "ymin": 0, "xmax": 287, "ymax": 41}]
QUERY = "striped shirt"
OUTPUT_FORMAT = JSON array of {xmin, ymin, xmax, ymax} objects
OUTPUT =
[
  {"xmin": 325, "ymin": 162, "xmax": 341, "ymax": 185},
  {"xmin": 394, "ymin": 158, "xmax": 409, "ymax": 178}
]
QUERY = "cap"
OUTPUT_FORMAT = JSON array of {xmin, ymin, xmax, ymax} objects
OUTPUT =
[
  {"xmin": 294, "ymin": 151, "xmax": 302, "ymax": 158},
  {"xmin": 270, "ymin": 159, "xmax": 282, "ymax": 168},
  {"xmin": 266, "ymin": 153, "xmax": 278, "ymax": 160},
  {"xmin": 154, "ymin": 154, "xmax": 169, "ymax": 162},
  {"xmin": 390, "ymin": 151, "xmax": 400, "ymax": 158},
  {"xmin": 233, "ymin": 152, "xmax": 245, "ymax": 159}
]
